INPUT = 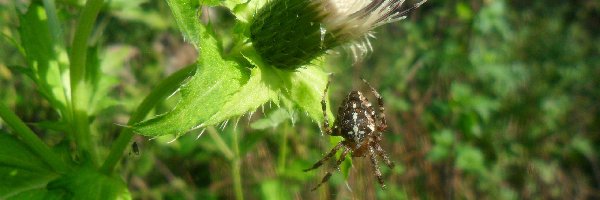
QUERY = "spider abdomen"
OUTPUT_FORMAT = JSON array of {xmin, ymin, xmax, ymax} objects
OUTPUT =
[{"xmin": 335, "ymin": 91, "xmax": 377, "ymax": 144}]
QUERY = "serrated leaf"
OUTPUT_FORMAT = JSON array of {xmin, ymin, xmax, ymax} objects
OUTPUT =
[
  {"xmin": 0, "ymin": 133, "xmax": 59, "ymax": 199},
  {"xmin": 165, "ymin": 0, "xmax": 204, "ymax": 49},
  {"xmin": 132, "ymin": 52, "xmax": 247, "ymax": 137},
  {"xmin": 203, "ymin": 65, "xmax": 277, "ymax": 126},
  {"xmin": 133, "ymin": 0, "xmax": 331, "ymax": 137},
  {"xmin": 132, "ymin": 0, "xmax": 250, "ymax": 137},
  {"xmin": 242, "ymin": 48, "xmax": 332, "ymax": 124}
]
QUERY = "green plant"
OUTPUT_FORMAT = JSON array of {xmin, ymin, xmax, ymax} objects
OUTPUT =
[
  {"xmin": 3, "ymin": 0, "xmax": 598, "ymax": 199},
  {"xmin": 0, "ymin": 0, "xmax": 372, "ymax": 198},
  {"xmin": 1, "ymin": 0, "xmax": 132, "ymax": 198}
]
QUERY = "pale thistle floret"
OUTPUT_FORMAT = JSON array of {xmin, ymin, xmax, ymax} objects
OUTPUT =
[
  {"xmin": 317, "ymin": 0, "xmax": 428, "ymax": 60},
  {"xmin": 249, "ymin": 0, "xmax": 427, "ymax": 70}
]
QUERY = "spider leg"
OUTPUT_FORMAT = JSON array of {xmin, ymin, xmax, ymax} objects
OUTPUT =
[
  {"xmin": 321, "ymin": 76, "xmax": 332, "ymax": 135},
  {"xmin": 304, "ymin": 141, "xmax": 343, "ymax": 172},
  {"xmin": 361, "ymin": 78, "xmax": 387, "ymax": 132},
  {"xmin": 368, "ymin": 145, "xmax": 386, "ymax": 189},
  {"xmin": 374, "ymin": 143, "xmax": 395, "ymax": 169},
  {"xmin": 310, "ymin": 148, "xmax": 350, "ymax": 191}
]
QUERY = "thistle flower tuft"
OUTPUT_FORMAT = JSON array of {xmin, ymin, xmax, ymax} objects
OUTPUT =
[{"xmin": 250, "ymin": 0, "xmax": 427, "ymax": 70}]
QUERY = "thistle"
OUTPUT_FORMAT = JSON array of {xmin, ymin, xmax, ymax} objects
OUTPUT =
[{"xmin": 250, "ymin": 0, "xmax": 427, "ymax": 70}]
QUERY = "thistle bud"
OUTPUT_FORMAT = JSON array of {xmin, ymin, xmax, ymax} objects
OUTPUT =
[{"xmin": 250, "ymin": 0, "xmax": 427, "ymax": 70}]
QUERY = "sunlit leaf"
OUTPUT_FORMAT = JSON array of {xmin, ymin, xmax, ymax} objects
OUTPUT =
[
  {"xmin": 18, "ymin": 2, "xmax": 69, "ymax": 113},
  {"xmin": 132, "ymin": 0, "xmax": 330, "ymax": 137}
]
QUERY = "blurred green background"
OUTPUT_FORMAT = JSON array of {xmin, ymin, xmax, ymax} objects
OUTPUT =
[{"xmin": 1, "ymin": 0, "xmax": 599, "ymax": 199}]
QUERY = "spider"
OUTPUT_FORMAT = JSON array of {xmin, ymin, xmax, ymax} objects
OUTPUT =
[{"xmin": 304, "ymin": 78, "xmax": 395, "ymax": 191}]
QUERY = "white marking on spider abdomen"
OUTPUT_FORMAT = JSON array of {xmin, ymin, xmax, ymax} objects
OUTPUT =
[
  {"xmin": 353, "ymin": 125, "xmax": 360, "ymax": 142},
  {"xmin": 368, "ymin": 124, "xmax": 375, "ymax": 131}
]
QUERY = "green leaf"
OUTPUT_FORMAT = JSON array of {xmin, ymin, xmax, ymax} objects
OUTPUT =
[
  {"xmin": 132, "ymin": 28, "xmax": 247, "ymax": 137},
  {"xmin": 241, "ymin": 49, "xmax": 331, "ymax": 124},
  {"xmin": 47, "ymin": 166, "xmax": 131, "ymax": 200},
  {"xmin": 132, "ymin": 0, "xmax": 246, "ymax": 137},
  {"xmin": 6, "ymin": 188, "xmax": 66, "ymax": 200},
  {"xmin": 281, "ymin": 64, "xmax": 330, "ymax": 123},
  {"xmin": 18, "ymin": 2, "xmax": 69, "ymax": 113},
  {"xmin": 202, "ymin": 64, "xmax": 276, "ymax": 126},
  {"xmin": 87, "ymin": 46, "xmax": 121, "ymax": 115},
  {"xmin": 0, "ymin": 133, "xmax": 59, "ymax": 199},
  {"xmin": 133, "ymin": 0, "xmax": 330, "ymax": 137},
  {"xmin": 165, "ymin": 0, "xmax": 204, "ymax": 49}
]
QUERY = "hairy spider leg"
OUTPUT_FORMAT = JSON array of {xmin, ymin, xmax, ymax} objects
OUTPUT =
[
  {"xmin": 321, "ymin": 77, "xmax": 332, "ymax": 135},
  {"xmin": 361, "ymin": 78, "xmax": 387, "ymax": 131},
  {"xmin": 311, "ymin": 148, "xmax": 350, "ymax": 191},
  {"xmin": 304, "ymin": 142, "xmax": 344, "ymax": 172},
  {"xmin": 368, "ymin": 145, "xmax": 386, "ymax": 189},
  {"xmin": 374, "ymin": 143, "xmax": 395, "ymax": 168}
]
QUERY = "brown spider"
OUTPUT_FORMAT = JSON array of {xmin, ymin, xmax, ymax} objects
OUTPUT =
[{"xmin": 304, "ymin": 78, "xmax": 395, "ymax": 191}]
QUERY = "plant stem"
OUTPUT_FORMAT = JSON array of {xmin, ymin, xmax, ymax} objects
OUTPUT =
[
  {"xmin": 69, "ymin": 0, "xmax": 104, "ymax": 166},
  {"xmin": 232, "ymin": 128, "xmax": 243, "ymax": 200},
  {"xmin": 100, "ymin": 65, "xmax": 195, "ymax": 174},
  {"xmin": 207, "ymin": 127, "xmax": 234, "ymax": 160},
  {"xmin": 206, "ymin": 126, "xmax": 243, "ymax": 199},
  {"xmin": 277, "ymin": 122, "xmax": 289, "ymax": 173},
  {"xmin": 0, "ymin": 102, "xmax": 69, "ymax": 173}
]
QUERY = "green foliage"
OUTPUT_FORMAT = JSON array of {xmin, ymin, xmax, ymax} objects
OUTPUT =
[
  {"xmin": 0, "ymin": 133, "xmax": 58, "ymax": 199},
  {"xmin": 18, "ymin": 3, "xmax": 69, "ymax": 114},
  {"xmin": 133, "ymin": 0, "xmax": 330, "ymax": 137},
  {"xmin": 47, "ymin": 166, "xmax": 131, "ymax": 200},
  {"xmin": 1, "ymin": 0, "xmax": 599, "ymax": 199}
]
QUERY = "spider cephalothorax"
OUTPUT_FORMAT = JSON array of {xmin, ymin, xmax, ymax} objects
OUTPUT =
[{"xmin": 304, "ymin": 78, "xmax": 394, "ymax": 191}]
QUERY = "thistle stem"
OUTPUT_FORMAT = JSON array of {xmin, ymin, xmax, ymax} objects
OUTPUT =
[
  {"xmin": 69, "ymin": 0, "xmax": 104, "ymax": 166},
  {"xmin": 232, "ymin": 128, "xmax": 244, "ymax": 200}
]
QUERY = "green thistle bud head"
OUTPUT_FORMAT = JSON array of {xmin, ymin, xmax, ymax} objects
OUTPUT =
[{"xmin": 250, "ymin": 0, "xmax": 427, "ymax": 70}]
